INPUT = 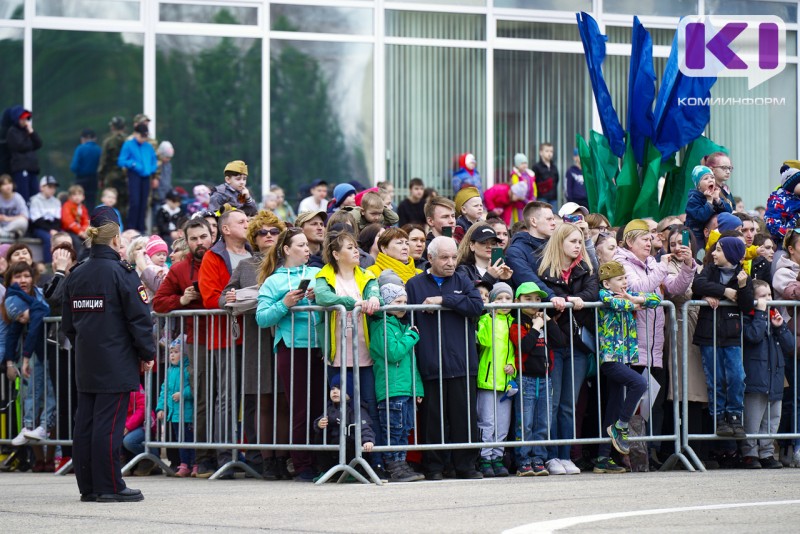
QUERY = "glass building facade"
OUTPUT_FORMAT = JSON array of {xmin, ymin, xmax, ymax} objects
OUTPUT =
[{"xmin": 2, "ymin": 0, "xmax": 798, "ymax": 209}]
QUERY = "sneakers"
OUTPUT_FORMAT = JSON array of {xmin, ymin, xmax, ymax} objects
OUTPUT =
[
  {"xmin": 593, "ymin": 456, "xmax": 626, "ymax": 474},
  {"xmin": 455, "ymin": 469, "xmax": 483, "ymax": 480},
  {"xmin": 728, "ymin": 414, "xmax": 746, "ymax": 439},
  {"xmin": 274, "ymin": 457, "xmax": 290, "ymax": 480},
  {"xmin": 191, "ymin": 464, "xmax": 199, "ymax": 477},
  {"xmin": 133, "ymin": 460, "xmax": 156, "ymax": 477},
  {"xmin": 194, "ymin": 462, "xmax": 216, "ymax": 479},
  {"xmin": 792, "ymin": 449, "xmax": 800, "ymax": 468},
  {"xmin": 759, "ymin": 457, "xmax": 782, "ymax": 469},
  {"xmin": 11, "ymin": 428, "xmax": 32, "ymax": 446},
  {"xmin": 560, "ymin": 459, "xmax": 581, "ymax": 475},
  {"xmin": 516, "ymin": 464, "xmax": 534, "ymax": 476},
  {"xmin": 545, "ymin": 458, "xmax": 566, "ymax": 475},
  {"xmin": 532, "ymin": 458, "xmax": 549, "ymax": 476},
  {"xmin": 780, "ymin": 446, "xmax": 794, "ymax": 467},
  {"xmin": 24, "ymin": 426, "xmax": 47, "ymax": 442},
  {"xmin": 607, "ymin": 424, "xmax": 630, "ymax": 455},
  {"xmin": 491, "ymin": 459, "xmax": 509, "ymax": 477},
  {"xmin": 294, "ymin": 469, "xmax": 316, "ymax": 482},
  {"xmin": 740, "ymin": 456, "xmax": 762, "ymax": 469},
  {"xmin": 715, "ymin": 417, "xmax": 733, "ymax": 438},
  {"xmin": 175, "ymin": 463, "xmax": 191, "ymax": 477},
  {"xmin": 386, "ymin": 460, "xmax": 424, "ymax": 483},
  {"xmin": 262, "ymin": 458, "xmax": 278, "ymax": 481},
  {"xmin": 478, "ymin": 460, "xmax": 495, "ymax": 478}
]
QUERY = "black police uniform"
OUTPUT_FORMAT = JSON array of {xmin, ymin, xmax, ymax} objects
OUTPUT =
[{"xmin": 62, "ymin": 238, "xmax": 155, "ymax": 501}]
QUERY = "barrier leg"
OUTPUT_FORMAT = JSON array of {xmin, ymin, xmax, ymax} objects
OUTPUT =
[{"xmin": 55, "ymin": 457, "xmax": 73, "ymax": 475}]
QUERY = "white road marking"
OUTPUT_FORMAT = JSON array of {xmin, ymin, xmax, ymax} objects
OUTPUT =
[{"xmin": 503, "ymin": 499, "xmax": 800, "ymax": 534}]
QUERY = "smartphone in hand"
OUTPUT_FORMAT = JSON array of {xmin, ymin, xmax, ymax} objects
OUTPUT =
[
  {"xmin": 682, "ymin": 229, "xmax": 691, "ymax": 247},
  {"xmin": 296, "ymin": 279, "xmax": 311, "ymax": 293},
  {"xmin": 491, "ymin": 247, "xmax": 504, "ymax": 265}
]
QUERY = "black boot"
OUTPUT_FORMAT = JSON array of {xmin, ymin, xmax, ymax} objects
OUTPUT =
[
  {"xmin": 729, "ymin": 414, "xmax": 746, "ymax": 439},
  {"xmin": 262, "ymin": 457, "xmax": 278, "ymax": 481},
  {"xmin": 274, "ymin": 456, "xmax": 290, "ymax": 480},
  {"xmin": 387, "ymin": 460, "xmax": 423, "ymax": 483}
]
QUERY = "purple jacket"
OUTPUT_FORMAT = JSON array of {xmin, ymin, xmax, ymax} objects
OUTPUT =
[{"xmin": 613, "ymin": 247, "xmax": 696, "ymax": 368}]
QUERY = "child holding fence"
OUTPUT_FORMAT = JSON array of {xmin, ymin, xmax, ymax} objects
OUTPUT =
[
  {"xmin": 369, "ymin": 273, "xmax": 425, "ymax": 483},
  {"xmin": 595, "ymin": 261, "xmax": 660, "ymax": 474},
  {"xmin": 475, "ymin": 282, "xmax": 517, "ymax": 478},
  {"xmin": 156, "ymin": 339, "xmax": 195, "ymax": 477},
  {"xmin": 740, "ymin": 280, "xmax": 794, "ymax": 469},
  {"xmin": 509, "ymin": 282, "xmax": 568, "ymax": 476},
  {"xmin": 692, "ymin": 236, "xmax": 754, "ymax": 439}
]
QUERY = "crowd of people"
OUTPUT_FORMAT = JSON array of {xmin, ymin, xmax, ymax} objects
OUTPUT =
[{"xmin": 2, "ymin": 108, "xmax": 800, "ymax": 484}]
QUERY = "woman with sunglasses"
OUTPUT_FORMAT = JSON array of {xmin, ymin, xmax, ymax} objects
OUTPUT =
[
  {"xmin": 220, "ymin": 210, "xmax": 290, "ymax": 480},
  {"xmin": 256, "ymin": 226, "xmax": 323, "ymax": 482}
]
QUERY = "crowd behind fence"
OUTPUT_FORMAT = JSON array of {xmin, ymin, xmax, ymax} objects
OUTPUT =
[{"xmin": 3, "ymin": 299, "xmax": 800, "ymax": 482}]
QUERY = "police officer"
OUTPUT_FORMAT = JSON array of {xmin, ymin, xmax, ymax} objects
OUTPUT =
[{"xmin": 62, "ymin": 206, "xmax": 155, "ymax": 503}]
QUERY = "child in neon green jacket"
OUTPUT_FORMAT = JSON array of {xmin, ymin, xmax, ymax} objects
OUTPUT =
[{"xmin": 475, "ymin": 282, "xmax": 517, "ymax": 477}]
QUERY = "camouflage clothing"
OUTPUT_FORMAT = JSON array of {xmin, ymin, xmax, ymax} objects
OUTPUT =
[{"xmin": 98, "ymin": 131, "xmax": 127, "ymax": 216}]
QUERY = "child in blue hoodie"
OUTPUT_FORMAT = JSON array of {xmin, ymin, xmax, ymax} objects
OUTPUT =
[
  {"xmin": 685, "ymin": 165, "xmax": 733, "ymax": 249},
  {"xmin": 156, "ymin": 338, "xmax": 195, "ymax": 477}
]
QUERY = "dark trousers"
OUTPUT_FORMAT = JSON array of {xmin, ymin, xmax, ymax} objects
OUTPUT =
[
  {"xmin": 75, "ymin": 174, "xmax": 98, "ymax": 208},
  {"xmin": 73, "ymin": 392, "xmax": 129, "ymax": 495},
  {"xmin": 12, "ymin": 170, "xmax": 37, "ymax": 203},
  {"xmin": 276, "ymin": 344, "xmax": 324, "ymax": 475},
  {"xmin": 126, "ymin": 170, "xmax": 150, "ymax": 232},
  {"xmin": 598, "ymin": 362, "xmax": 648, "ymax": 458},
  {"xmin": 420, "ymin": 377, "xmax": 479, "ymax": 474}
]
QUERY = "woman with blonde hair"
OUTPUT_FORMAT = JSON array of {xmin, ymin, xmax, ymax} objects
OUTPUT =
[{"xmin": 535, "ymin": 222, "xmax": 598, "ymax": 475}]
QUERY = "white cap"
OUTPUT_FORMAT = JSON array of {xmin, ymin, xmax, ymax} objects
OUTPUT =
[{"xmin": 558, "ymin": 202, "xmax": 589, "ymax": 218}]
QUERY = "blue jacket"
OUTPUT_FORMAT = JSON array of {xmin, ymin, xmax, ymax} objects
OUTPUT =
[
  {"xmin": 405, "ymin": 270, "xmax": 484, "ymax": 381},
  {"xmin": 118, "ymin": 138, "xmax": 158, "ymax": 177},
  {"xmin": 256, "ymin": 264, "xmax": 321, "ymax": 349},
  {"xmin": 452, "ymin": 168, "xmax": 482, "ymax": 195},
  {"xmin": 2, "ymin": 284, "xmax": 50, "ymax": 364},
  {"xmin": 70, "ymin": 140, "xmax": 101, "ymax": 177},
  {"xmin": 743, "ymin": 310, "xmax": 794, "ymax": 402},
  {"xmin": 156, "ymin": 356, "xmax": 194, "ymax": 423},
  {"xmin": 505, "ymin": 231, "xmax": 553, "ymax": 300},
  {"xmin": 685, "ymin": 188, "xmax": 732, "ymax": 247}
]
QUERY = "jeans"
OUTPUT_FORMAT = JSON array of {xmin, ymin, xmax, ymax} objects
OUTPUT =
[
  {"xmin": 22, "ymin": 357, "xmax": 56, "ymax": 431},
  {"xmin": 700, "ymin": 345, "xmax": 745, "ymax": 418},
  {"xmin": 378, "ymin": 396, "xmax": 415, "ymax": 464},
  {"xmin": 549, "ymin": 348, "xmax": 587, "ymax": 459},
  {"xmin": 122, "ymin": 426, "xmax": 159, "ymax": 457},
  {"xmin": 31, "ymin": 228, "xmax": 53, "ymax": 263},
  {"xmin": 515, "ymin": 375, "xmax": 551, "ymax": 465},
  {"xmin": 127, "ymin": 169, "xmax": 150, "ymax": 232},
  {"xmin": 171, "ymin": 422, "xmax": 196, "ymax": 466}
]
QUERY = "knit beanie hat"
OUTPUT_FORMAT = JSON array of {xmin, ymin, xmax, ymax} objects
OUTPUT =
[
  {"xmin": 454, "ymin": 187, "xmax": 481, "ymax": 215},
  {"xmin": 718, "ymin": 236, "xmax": 745, "ymax": 265},
  {"xmin": 380, "ymin": 283, "xmax": 406, "ymax": 306},
  {"xmin": 377, "ymin": 269, "xmax": 403, "ymax": 288},
  {"xmin": 4, "ymin": 293, "xmax": 28, "ymax": 322},
  {"xmin": 717, "ymin": 212, "xmax": 742, "ymax": 233},
  {"xmin": 691, "ymin": 165, "xmax": 713, "ymax": 187},
  {"xmin": 598, "ymin": 261, "xmax": 626, "ymax": 282},
  {"xmin": 333, "ymin": 183, "xmax": 357, "ymax": 208},
  {"xmin": 510, "ymin": 181, "xmax": 528, "ymax": 199},
  {"xmin": 145, "ymin": 235, "xmax": 168, "ymax": 257},
  {"xmin": 781, "ymin": 164, "xmax": 800, "ymax": 193},
  {"xmin": 489, "ymin": 282, "xmax": 513, "ymax": 302},
  {"xmin": 330, "ymin": 372, "xmax": 354, "ymax": 400},
  {"xmin": 513, "ymin": 153, "xmax": 528, "ymax": 167}
]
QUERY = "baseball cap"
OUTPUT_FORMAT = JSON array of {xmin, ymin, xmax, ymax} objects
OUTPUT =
[
  {"xmin": 558, "ymin": 202, "xmax": 589, "ymax": 218},
  {"xmin": 310, "ymin": 179, "xmax": 328, "ymax": 188},
  {"xmin": 109, "ymin": 116, "xmax": 125, "ymax": 129},
  {"xmin": 294, "ymin": 210, "xmax": 327, "ymax": 227},
  {"xmin": 133, "ymin": 113, "xmax": 150, "ymax": 124},
  {"xmin": 515, "ymin": 281, "xmax": 548, "ymax": 299},
  {"xmin": 471, "ymin": 225, "xmax": 499, "ymax": 243},
  {"xmin": 39, "ymin": 175, "xmax": 58, "ymax": 187}
]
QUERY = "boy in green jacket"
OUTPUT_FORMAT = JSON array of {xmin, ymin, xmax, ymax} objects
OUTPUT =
[{"xmin": 369, "ymin": 276, "xmax": 425, "ymax": 483}]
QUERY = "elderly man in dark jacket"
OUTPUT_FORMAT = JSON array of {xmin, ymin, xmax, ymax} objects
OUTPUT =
[{"xmin": 406, "ymin": 236, "xmax": 484, "ymax": 480}]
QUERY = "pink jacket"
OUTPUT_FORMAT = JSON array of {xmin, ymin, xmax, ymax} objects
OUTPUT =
[
  {"xmin": 483, "ymin": 184, "xmax": 518, "ymax": 226},
  {"xmin": 125, "ymin": 385, "xmax": 156, "ymax": 432},
  {"xmin": 613, "ymin": 247, "xmax": 696, "ymax": 368}
]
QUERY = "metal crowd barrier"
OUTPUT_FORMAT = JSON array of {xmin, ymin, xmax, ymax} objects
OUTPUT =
[{"xmin": 680, "ymin": 300, "xmax": 800, "ymax": 472}]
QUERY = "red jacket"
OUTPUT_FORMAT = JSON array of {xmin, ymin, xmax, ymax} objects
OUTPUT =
[
  {"xmin": 61, "ymin": 199, "xmax": 89, "ymax": 235},
  {"xmin": 198, "ymin": 239, "xmax": 245, "ymax": 350},
  {"xmin": 125, "ymin": 385, "xmax": 155, "ymax": 432},
  {"xmin": 483, "ymin": 184, "xmax": 517, "ymax": 226},
  {"xmin": 153, "ymin": 255, "xmax": 206, "ymax": 345}
]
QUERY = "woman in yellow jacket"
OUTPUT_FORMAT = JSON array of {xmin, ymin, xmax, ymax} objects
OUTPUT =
[
  {"xmin": 475, "ymin": 282, "xmax": 517, "ymax": 477},
  {"xmin": 314, "ymin": 230, "xmax": 384, "ymax": 470},
  {"xmin": 366, "ymin": 227, "xmax": 422, "ymax": 283}
]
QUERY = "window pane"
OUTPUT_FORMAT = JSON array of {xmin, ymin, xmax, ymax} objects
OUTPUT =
[
  {"xmin": 1, "ymin": 0, "xmax": 23, "ymax": 19},
  {"xmin": 271, "ymin": 4, "xmax": 372, "ymax": 35},
  {"xmin": 604, "ymin": 0, "xmax": 696, "ymax": 17},
  {"xmin": 386, "ymin": 45, "xmax": 486, "ymax": 195},
  {"xmin": 708, "ymin": 65, "xmax": 797, "ymax": 212},
  {"xmin": 36, "ymin": 0, "xmax": 140, "ymax": 20},
  {"xmin": 497, "ymin": 20, "xmax": 580, "ymax": 41},
  {"xmin": 390, "ymin": 0, "xmax": 484, "ymax": 6},
  {"xmin": 606, "ymin": 26, "xmax": 675, "ymax": 46},
  {"xmin": 157, "ymin": 34, "xmax": 261, "ymax": 194},
  {"xmin": 705, "ymin": 0, "xmax": 797, "ymax": 22},
  {"xmin": 494, "ymin": 0, "xmax": 591, "ymax": 10},
  {"xmin": 32, "ymin": 30, "xmax": 143, "ymax": 187},
  {"xmin": 494, "ymin": 50, "xmax": 591, "ymax": 199},
  {"xmin": 0, "ymin": 28, "xmax": 23, "ymax": 116},
  {"xmin": 271, "ymin": 40, "xmax": 373, "ymax": 201},
  {"xmin": 386, "ymin": 11, "xmax": 484, "ymax": 40},
  {"xmin": 160, "ymin": 3, "xmax": 258, "ymax": 25}
]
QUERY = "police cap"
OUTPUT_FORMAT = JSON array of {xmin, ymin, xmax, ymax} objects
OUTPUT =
[{"xmin": 91, "ymin": 205, "xmax": 120, "ymax": 228}]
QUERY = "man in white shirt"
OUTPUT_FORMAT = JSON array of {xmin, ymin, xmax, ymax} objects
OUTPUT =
[{"xmin": 297, "ymin": 179, "xmax": 328, "ymax": 213}]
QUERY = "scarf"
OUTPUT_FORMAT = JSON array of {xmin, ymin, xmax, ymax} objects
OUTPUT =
[
  {"xmin": 374, "ymin": 252, "xmax": 419, "ymax": 283},
  {"xmin": 561, "ymin": 255, "xmax": 583, "ymax": 283}
]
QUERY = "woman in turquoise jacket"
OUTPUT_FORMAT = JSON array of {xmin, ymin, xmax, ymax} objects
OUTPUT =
[{"xmin": 255, "ymin": 227, "xmax": 323, "ymax": 482}]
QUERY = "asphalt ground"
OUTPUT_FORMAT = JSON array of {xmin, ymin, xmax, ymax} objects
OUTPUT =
[{"xmin": 0, "ymin": 468, "xmax": 797, "ymax": 532}]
